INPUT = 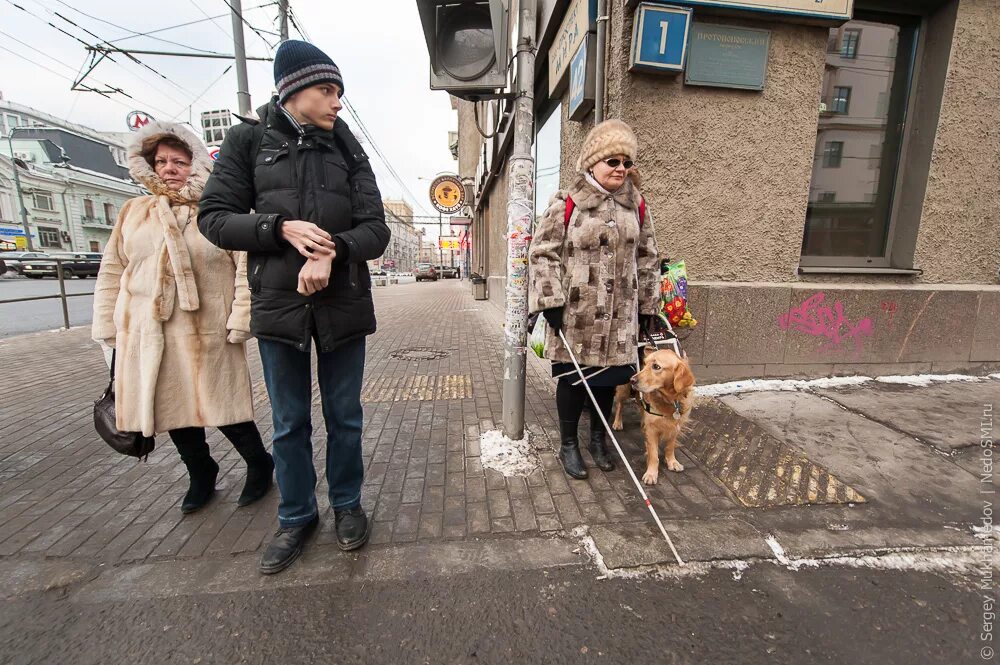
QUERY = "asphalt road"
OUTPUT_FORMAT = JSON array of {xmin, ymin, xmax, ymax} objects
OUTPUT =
[
  {"xmin": 0, "ymin": 561, "xmax": 988, "ymax": 665},
  {"xmin": 0, "ymin": 275, "xmax": 94, "ymax": 338}
]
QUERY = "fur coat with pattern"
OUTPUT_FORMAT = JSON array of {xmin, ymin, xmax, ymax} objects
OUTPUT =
[
  {"xmin": 528, "ymin": 173, "xmax": 660, "ymax": 367},
  {"xmin": 92, "ymin": 121, "xmax": 254, "ymax": 436}
]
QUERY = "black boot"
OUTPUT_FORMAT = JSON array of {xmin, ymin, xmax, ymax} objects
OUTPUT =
[
  {"xmin": 588, "ymin": 418, "xmax": 616, "ymax": 472},
  {"xmin": 259, "ymin": 515, "xmax": 319, "ymax": 575},
  {"xmin": 334, "ymin": 506, "xmax": 371, "ymax": 551},
  {"xmin": 170, "ymin": 428, "xmax": 219, "ymax": 514},
  {"xmin": 238, "ymin": 453, "xmax": 274, "ymax": 507},
  {"xmin": 558, "ymin": 420, "xmax": 589, "ymax": 480},
  {"xmin": 221, "ymin": 422, "xmax": 275, "ymax": 507},
  {"xmin": 181, "ymin": 457, "xmax": 219, "ymax": 514}
]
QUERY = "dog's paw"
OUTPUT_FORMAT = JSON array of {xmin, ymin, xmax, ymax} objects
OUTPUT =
[
  {"xmin": 611, "ymin": 419, "xmax": 623, "ymax": 431},
  {"xmin": 642, "ymin": 469, "xmax": 659, "ymax": 485},
  {"xmin": 665, "ymin": 458, "xmax": 685, "ymax": 473}
]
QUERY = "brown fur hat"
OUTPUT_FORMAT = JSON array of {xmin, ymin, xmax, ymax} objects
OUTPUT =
[{"xmin": 575, "ymin": 119, "xmax": 638, "ymax": 173}]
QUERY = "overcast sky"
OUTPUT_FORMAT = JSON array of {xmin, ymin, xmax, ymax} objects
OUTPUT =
[{"xmin": 0, "ymin": 0, "xmax": 457, "ymax": 233}]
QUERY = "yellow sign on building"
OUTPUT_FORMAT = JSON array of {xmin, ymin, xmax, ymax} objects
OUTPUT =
[{"xmin": 429, "ymin": 174, "xmax": 465, "ymax": 214}]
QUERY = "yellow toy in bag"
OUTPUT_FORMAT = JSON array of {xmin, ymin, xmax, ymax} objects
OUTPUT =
[{"xmin": 658, "ymin": 260, "xmax": 697, "ymax": 328}]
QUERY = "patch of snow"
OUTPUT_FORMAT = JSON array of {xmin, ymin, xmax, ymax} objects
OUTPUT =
[
  {"xmin": 875, "ymin": 373, "xmax": 982, "ymax": 386},
  {"xmin": 697, "ymin": 372, "xmax": 997, "ymax": 397},
  {"xmin": 480, "ymin": 429, "xmax": 538, "ymax": 476}
]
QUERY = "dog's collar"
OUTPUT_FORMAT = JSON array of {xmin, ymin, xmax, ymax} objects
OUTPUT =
[{"xmin": 640, "ymin": 395, "xmax": 682, "ymax": 420}]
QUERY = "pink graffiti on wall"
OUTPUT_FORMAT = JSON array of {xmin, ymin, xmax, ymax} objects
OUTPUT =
[{"xmin": 778, "ymin": 292, "xmax": 874, "ymax": 356}]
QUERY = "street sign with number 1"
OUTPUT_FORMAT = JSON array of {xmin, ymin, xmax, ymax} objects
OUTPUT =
[{"xmin": 628, "ymin": 3, "xmax": 692, "ymax": 74}]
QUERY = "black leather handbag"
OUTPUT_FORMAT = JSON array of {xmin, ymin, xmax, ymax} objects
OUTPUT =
[{"xmin": 94, "ymin": 350, "xmax": 155, "ymax": 458}]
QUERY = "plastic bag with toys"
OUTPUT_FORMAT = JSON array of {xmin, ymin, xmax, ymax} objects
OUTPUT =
[{"xmin": 658, "ymin": 259, "xmax": 697, "ymax": 329}]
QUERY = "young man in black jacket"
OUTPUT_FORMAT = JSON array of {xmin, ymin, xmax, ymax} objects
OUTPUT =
[{"xmin": 199, "ymin": 40, "xmax": 390, "ymax": 574}]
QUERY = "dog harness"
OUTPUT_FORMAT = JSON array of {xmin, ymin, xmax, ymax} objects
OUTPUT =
[{"xmin": 639, "ymin": 394, "xmax": 683, "ymax": 420}]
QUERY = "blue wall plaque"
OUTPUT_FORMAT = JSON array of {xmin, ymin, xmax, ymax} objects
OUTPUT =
[
  {"xmin": 568, "ymin": 34, "xmax": 596, "ymax": 121},
  {"xmin": 628, "ymin": 3, "xmax": 692, "ymax": 74},
  {"xmin": 685, "ymin": 23, "xmax": 771, "ymax": 90}
]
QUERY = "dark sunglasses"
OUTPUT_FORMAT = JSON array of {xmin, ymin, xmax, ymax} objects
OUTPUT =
[{"xmin": 604, "ymin": 158, "xmax": 634, "ymax": 169}]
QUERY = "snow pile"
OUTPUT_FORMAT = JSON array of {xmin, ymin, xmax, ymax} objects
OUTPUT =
[
  {"xmin": 480, "ymin": 429, "xmax": 538, "ymax": 476},
  {"xmin": 875, "ymin": 373, "xmax": 982, "ymax": 387},
  {"xmin": 697, "ymin": 372, "xmax": 999, "ymax": 397}
]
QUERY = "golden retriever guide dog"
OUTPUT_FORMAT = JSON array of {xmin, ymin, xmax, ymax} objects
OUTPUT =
[{"xmin": 613, "ymin": 349, "xmax": 696, "ymax": 485}]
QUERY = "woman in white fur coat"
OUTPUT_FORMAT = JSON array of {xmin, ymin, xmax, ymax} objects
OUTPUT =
[{"xmin": 93, "ymin": 121, "xmax": 273, "ymax": 514}]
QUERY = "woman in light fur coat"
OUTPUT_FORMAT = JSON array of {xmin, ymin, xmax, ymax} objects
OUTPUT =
[
  {"xmin": 93, "ymin": 121, "xmax": 273, "ymax": 514},
  {"xmin": 529, "ymin": 119, "xmax": 661, "ymax": 480}
]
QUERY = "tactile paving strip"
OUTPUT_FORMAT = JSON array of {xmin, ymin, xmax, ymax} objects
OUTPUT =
[
  {"xmin": 683, "ymin": 399, "xmax": 866, "ymax": 508},
  {"xmin": 361, "ymin": 374, "xmax": 473, "ymax": 402}
]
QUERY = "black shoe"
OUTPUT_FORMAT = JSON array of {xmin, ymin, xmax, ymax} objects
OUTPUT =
[
  {"xmin": 237, "ymin": 452, "xmax": 274, "ymax": 507},
  {"xmin": 258, "ymin": 515, "xmax": 319, "ymax": 575},
  {"xmin": 558, "ymin": 420, "xmax": 588, "ymax": 480},
  {"xmin": 588, "ymin": 420, "xmax": 616, "ymax": 472},
  {"xmin": 180, "ymin": 457, "xmax": 219, "ymax": 514},
  {"xmin": 334, "ymin": 506, "xmax": 371, "ymax": 551}
]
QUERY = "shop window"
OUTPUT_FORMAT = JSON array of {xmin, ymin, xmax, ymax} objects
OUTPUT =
[
  {"xmin": 534, "ymin": 102, "xmax": 561, "ymax": 220},
  {"xmin": 840, "ymin": 29, "xmax": 861, "ymax": 59},
  {"xmin": 33, "ymin": 191, "xmax": 54, "ymax": 211},
  {"xmin": 802, "ymin": 14, "xmax": 919, "ymax": 263},
  {"xmin": 831, "ymin": 86, "xmax": 852, "ymax": 114},
  {"xmin": 38, "ymin": 226, "xmax": 61, "ymax": 248},
  {"xmin": 822, "ymin": 141, "xmax": 844, "ymax": 168}
]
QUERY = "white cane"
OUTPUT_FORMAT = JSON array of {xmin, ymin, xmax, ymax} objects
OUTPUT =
[{"xmin": 558, "ymin": 329, "xmax": 684, "ymax": 566}]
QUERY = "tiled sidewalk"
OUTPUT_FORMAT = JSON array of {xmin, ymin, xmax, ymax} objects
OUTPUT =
[{"xmin": 0, "ymin": 280, "xmax": 737, "ymax": 565}]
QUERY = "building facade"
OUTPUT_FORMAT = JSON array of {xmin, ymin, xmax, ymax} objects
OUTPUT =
[
  {"xmin": 374, "ymin": 199, "xmax": 422, "ymax": 273},
  {"xmin": 456, "ymin": 0, "xmax": 999, "ymax": 380},
  {"xmin": 0, "ymin": 98, "xmax": 144, "ymax": 252},
  {"xmin": 200, "ymin": 109, "xmax": 233, "ymax": 148}
]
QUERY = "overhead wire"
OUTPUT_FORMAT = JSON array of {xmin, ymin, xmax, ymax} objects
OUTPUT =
[{"xmin": 48, "ymin": 0, "xmax": 230, "ymax": 56}]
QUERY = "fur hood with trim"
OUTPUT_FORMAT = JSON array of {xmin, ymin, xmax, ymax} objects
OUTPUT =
[{"xmin": 127, "ymin": 120, "xmax": 213, "ymax": 203}]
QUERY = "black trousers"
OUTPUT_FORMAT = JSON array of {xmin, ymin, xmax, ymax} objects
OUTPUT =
[
  {"xmin": 168, "ymin": 421, "xmax": 268, "ymax": 469},
  {"xmin": 556, "ymin": 379, "xmax": 615, "ymax": 428}
]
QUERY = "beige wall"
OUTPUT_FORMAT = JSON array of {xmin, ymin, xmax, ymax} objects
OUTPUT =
[
  {"xmin": 914, "ymin": 0, "xmax": 1000, "ymax": 284},
  {"xmin": 574, "ymin": 3, "xmax": 830, "ymax": 282}
]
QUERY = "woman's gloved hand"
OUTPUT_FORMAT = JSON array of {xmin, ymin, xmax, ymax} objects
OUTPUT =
[
  {"xmin": 639, "ymin": 314, "xmax": 657, "ymax": 336},
  {"xmin": 543, "ymin": 307, "xmax": 565, "ymax": 332}
]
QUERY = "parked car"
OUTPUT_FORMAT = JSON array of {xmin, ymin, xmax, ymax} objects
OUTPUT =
[
  {"xmin": 21, "ymin": 252, "xmax": 103, "ymax": 279},
  {"xmin": 0, "ymin": 251, "xmax": 51, "ymax": 275},
  {"xmin": 415, "ymin": 263, "xmax": 438, "ymax": 282},
  {"xmin": 438, "ymin": 265, "xmax": 459, "ymax": 279}
]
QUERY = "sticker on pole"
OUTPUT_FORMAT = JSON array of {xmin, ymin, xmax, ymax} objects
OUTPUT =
[
  {"xmin": 429, "ymin": 174, "xmax": 465, "ymax": 214},
  {"xmin": 208, "ymin": 147, "xmax": 220, "ymax": 161},
  {"xmin": 126, "ymin": 111, "xmax": 155, "ymax": 132}
]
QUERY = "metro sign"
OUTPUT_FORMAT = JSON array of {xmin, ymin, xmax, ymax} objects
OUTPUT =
[{"xmin": 126, "ymin": 111, "xmax": 155, "ymax": 132}]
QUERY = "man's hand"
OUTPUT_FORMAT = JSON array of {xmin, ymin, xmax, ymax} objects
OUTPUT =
[
  {"xmin": 297, "ymin": 254, "xmax": 333, "ymax": 296},
  {"xmin": 281, "ymin": 220, "xmax": 336, "ymax": 261}
]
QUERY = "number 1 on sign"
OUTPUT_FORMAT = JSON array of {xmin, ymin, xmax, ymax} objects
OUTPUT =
[{"xmin": 658, "ymin": 20, "xmax": 669, "ymax": 55}]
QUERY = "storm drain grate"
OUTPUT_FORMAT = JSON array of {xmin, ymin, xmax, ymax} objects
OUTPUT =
[
  {"xmin": 389, "ymin": 347, "xmax": 451, "ymax": 361},
  {"xmin": 683, "ymin": 400, "xmax": 866, "ymax": 508},
  {"xmin": 362, "ymin": 374, "xmax": 473, "ymax": 402}
]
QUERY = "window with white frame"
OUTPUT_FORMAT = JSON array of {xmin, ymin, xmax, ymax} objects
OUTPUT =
[{"xmin": 33, "ymin": 191, "xmax": 54, "ymax": 211}]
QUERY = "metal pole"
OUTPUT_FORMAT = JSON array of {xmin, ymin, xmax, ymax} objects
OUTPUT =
[
  {"xmin": 56, "ymin": 260, "xmax": 70, "ymax": 330},
  {"xmin": 501, "ymin": 0, "xmax": 537, "ymax": 441},
  {"xmin": 439, "ymin": 211, "xmax": 444, "ymax": 267},
  {"xmin": 6, "ymin": 130, "xmax": 35, "ymax": 251},
  {"xmin": 229, "ymin": 0, "xmax": 253, "ymax": 115},
  {"xmin": 278, "ymin": 0, "xmax": 290, "ymax": 41},
  {"xmin": 595, "ymin": 0, "xmax": 608, "ymax": 123}
]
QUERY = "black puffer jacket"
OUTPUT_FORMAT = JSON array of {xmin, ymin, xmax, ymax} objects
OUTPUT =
[{"xmin": 198, "ymin": 99, "xmax": 390, "ymax": 353}]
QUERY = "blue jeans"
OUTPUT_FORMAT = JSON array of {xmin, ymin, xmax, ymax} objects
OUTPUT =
[{"xmin": 258, "ymin": 336, "xmax": 366, "ymax": 527}]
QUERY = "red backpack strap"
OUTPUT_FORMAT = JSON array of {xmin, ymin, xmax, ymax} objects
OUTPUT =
[
  {"xmin": 638, "ymin": 196, "xmax": 646, "ymax": 228},
  {"xmin": 563, "ymin": 195, "xmax": 575, "ymax": 229}
]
